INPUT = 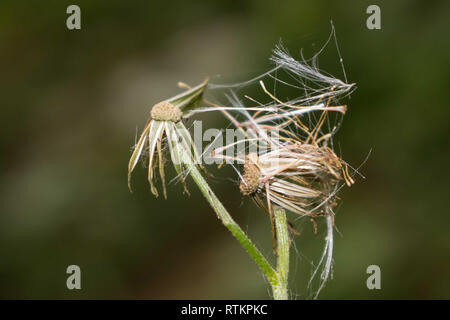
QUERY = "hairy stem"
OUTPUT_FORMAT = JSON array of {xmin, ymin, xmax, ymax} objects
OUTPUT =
[
  {"xmin": 273, "ymin": 206, "xmax": 290, "ymax": 300},
  {"xmin": 178, "ymin": 146, "xmax": 280, "ymax": 293}
]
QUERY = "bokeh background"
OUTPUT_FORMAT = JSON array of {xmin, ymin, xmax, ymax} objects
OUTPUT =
[{"xmin": 1, "ymin": 0, "xmax": 449, "ymax": 299}]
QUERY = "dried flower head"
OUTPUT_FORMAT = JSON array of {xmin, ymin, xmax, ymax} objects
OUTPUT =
[{"xmin": 128, "ymin": 79, "xmax": 208, "ymax": 198}]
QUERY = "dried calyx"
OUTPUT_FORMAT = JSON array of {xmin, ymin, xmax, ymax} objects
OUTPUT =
[
  {"xmin": 151, "ymin": 101, "xmax": 182, "ymax": 122},
  {"xmin": 239, "ymin": 153, "xmax": 261, "ymax": 195}
]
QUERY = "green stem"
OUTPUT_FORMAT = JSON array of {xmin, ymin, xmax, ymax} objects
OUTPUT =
[
  {"xmin": 178, "ymin": 147, "xmax": 280, "ymax": 292},
  {"xmin": 273, "ymin": 206, "xmax": 290, "ymax": 300}
]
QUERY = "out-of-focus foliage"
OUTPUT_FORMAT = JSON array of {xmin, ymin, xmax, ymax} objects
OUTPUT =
[{"xmin": 0, "ymin": 0, "xmax": 449, "ymax": 299}]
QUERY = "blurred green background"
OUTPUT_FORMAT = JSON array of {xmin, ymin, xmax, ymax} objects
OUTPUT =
[{"xmin": 1, "ymin": 0, "xmax": 449, "ymax": 299}]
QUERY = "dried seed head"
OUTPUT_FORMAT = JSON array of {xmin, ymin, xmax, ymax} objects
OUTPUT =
[
  {"xmin": 129, "ymin": 80, "xmax": 208, "ymax": 197},
  {"xmin": 151, "ymin": 101, "xmax": 182, "ymax": 122},
  {"xmin": 235, "ymin": 142, "xmax": 354, "ymax": 217},
  {"xmin": 240, "ymin": 153, "xmax": 261, "ymax": 195}
]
